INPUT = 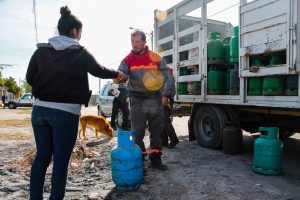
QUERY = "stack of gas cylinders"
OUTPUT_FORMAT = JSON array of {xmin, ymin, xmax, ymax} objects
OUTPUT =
[{"xmin": 207, "ymin": 26, "xmax": 239, "ymax": 95}]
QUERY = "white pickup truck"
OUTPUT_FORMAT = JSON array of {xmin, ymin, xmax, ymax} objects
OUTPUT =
[{"xmin": 6, "ymin": 93, "xmax": 34, "ymax": 109}]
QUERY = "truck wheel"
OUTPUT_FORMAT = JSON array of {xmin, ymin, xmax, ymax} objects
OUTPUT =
[
  {"xmin": 193, "ymin": 105, "xmax": 227, "ymax": 149},
  {"xmin": 8, "ymin": 102, "xmax": 17, "ymax": 109}
]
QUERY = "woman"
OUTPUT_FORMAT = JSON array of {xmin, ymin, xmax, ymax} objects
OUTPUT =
[{"xmin": 26, "ymin": 6, "xmax": 125, "ymax": 199}]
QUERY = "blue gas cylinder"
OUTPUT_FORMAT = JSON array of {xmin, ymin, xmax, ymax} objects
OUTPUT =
[
  {"xmin": 252, "ymin": 127, "xmax": 283, "ymax": 175},
  {"xmin": 111, "ymin": 129, "xmax": 143, "ymax": 191}
]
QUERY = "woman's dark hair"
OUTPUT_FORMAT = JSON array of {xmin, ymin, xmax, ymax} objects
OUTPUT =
[{"xmin": 57, "ymin": 6, "xmax": 82, "ymax": 37}]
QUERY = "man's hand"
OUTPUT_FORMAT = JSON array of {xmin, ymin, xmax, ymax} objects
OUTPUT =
[{"xmin": 162, "ymin": 96, "xmax": 168, "ymax": 107}]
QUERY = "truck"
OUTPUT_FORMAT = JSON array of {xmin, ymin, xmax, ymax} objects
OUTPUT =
[
  {"xmin": 154, "ymin": 0, "xmax": 300, "ymax": 149},
  {"xmin": 6, "ymin": 93, "xmax": 34, "ymax": 109}
]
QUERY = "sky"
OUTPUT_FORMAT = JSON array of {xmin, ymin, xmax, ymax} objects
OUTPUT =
[{"xmin": 0, "ymin": 0, "xmax": 239, "ymax": 94}]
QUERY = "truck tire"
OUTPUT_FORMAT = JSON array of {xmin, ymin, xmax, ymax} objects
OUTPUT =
[{"xmin": 193, "ymin": 105, "xmax": 227, "ymax": 149}]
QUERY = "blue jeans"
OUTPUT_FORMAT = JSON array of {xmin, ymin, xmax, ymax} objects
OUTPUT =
[{"xmin": 30, "ymin": 106, "xmax": 79, "ymax": 200}]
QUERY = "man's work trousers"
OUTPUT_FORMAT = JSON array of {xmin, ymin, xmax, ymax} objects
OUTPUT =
[
  {"xmin": 130, "ymin": 95, "xmax": 164, "ymax": 152},
  {"xmin": 161, "ymin": 97, "xmax": 179, "ymax": 146}
]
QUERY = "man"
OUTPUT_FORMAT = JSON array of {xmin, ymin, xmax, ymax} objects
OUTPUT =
[
  {"xmin": 2, "ymin": 91, "xmax": 6, "ymax": 108},
  {"xmin": 110, "ymin": 80, "xmax": 130, "ymax": 130},
  {"xmin": 117, "ymin": 29, "xmax": 173, "ymax": 170},
  {"xmin": 160, "ymin": 67, "xmax": 179, "ymax": 148}
]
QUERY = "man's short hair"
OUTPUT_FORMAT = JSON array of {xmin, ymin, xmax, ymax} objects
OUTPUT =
[{"xmin": 131, "ymin": 29, "xmax": 146, "ymax": 42}]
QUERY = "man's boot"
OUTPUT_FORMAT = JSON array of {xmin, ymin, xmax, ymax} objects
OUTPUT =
[{"xmin": 149, "ymin": 153, "xmax": 168, "ymax": 170}]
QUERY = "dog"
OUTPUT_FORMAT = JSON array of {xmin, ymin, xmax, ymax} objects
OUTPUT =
[{"xmin": 78, "ymin": 115, "xmax": 113, "ymax": 140}]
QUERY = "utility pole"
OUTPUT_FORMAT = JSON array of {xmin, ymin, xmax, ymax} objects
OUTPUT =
[{"xmin": 33, "ymin": 0, "xmax": 39, "ymax": 43}]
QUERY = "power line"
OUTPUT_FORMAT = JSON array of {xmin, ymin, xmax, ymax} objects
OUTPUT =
[{"xmin": 208, "ymin": 2, "xmax": 239, "ymax": 18}]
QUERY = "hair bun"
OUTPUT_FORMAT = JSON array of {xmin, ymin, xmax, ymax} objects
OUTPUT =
[{"xmin": 60, "ymin": 6, "xmax": 71, "ymax": 17}]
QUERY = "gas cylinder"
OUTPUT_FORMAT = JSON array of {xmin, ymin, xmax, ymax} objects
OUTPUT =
[
  {"xmin": 207, "ymin": 66, "xmax": 225, "ymax": 95},
  {"xmin": 268, "ymin": 55, "xmax": 282, "ymax": 66},
  {"xmin": 230, "ymin": 26, "xmax": 239, "ymax": 63},
  {"xmin": 111, "ymin": 129, "xmax": 143, "ymax": 191},
  {"xmin": 178, "ymin": 82, "xmax": 188, "ymax": 95},
  {"xmin": 229, "ymin": 63, "xmax": 239, "ymax": 95},
  {"xmin": 223, "ymin": 37, "xmax": 231, "ymax": 64},
  {"xmin": 248, "ymin": 59, "xmax": 263, "ymax": 95},
  {"xmin": 225, "ymin": 68, "xmax": 231, "ymax": 95},
  {"xmin": 252, "ymin": 127, "xmax": 283, "ymax": 175},
  {"xmin": 222, "ymin": 122, "xmax": 243, "ymax": 155},
  {"xmin": 194, "ymin": 81, "xmax": 201, "ymax": 95},
  {"xmin": 262, "ymin": 56, "xmax": 284, "ymax": 95},
  {"xmin": 207, "ymin": 32, "xmax": 224, "ymax": 62},
  {"xmin": 285, "ymin": 75, "xmax": 298, "ymax": 96},
  {"xmin": 248, "ymin": 77, "xmax": 263, "ymax": 95},
  {"xmin": 180, "ymin": 68, "xmax": 189, "ymax": 76},
  {"xmin": 262, "ymin": 76, "xmax": 284, "ymax": 95}
]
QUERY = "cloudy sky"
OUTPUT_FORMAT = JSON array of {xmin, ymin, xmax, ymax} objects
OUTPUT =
[{"xmin": 0, "ymin": 0, "xmax": 239, "ymax": 94}]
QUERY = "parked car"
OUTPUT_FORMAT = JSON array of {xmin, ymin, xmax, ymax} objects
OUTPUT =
[
  {"xmin": 97, "ymin": 82, "xmax": 128, "ymax": 128},
  {"xmin": 6, "ymin": 93, "xmax": 34, "ymax": 109}
]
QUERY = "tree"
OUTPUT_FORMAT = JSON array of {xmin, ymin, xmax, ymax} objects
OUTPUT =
[
  {"xmin": 22, "ymin": 80, "xmax": 32, "ymax": 93},
  {"xmin": 4, "ymin": 77, "xmax": 23, "ymax": 98},
  {"xmin": 0, "ymin": 71, "xmax": 5, "ymax": 86}
]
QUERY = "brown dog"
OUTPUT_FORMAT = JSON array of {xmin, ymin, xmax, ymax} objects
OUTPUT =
[{"xmin": 78, "ymin": 115, "xmax": 113, "ymax": 140}]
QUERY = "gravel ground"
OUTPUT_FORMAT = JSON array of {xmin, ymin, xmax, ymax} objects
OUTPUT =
[{"xmin": 0, "ymin": 106, "xmax": 299, "ymax": 200}]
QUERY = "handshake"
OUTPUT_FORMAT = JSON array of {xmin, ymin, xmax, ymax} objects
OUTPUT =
[{"xmin": 114, "ymin": 70, "xmax": 128, "ymax": 83}]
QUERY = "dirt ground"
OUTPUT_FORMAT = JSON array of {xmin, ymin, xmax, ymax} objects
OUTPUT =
[{"xmin": 0, "ymin": 106, "xmax": 299, "ymax": 200}]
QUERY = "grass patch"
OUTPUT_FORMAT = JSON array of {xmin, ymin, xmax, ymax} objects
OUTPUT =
[
  {"xmin": 0, "ymin": 131, "xmax": 34, "ymax": 140},
  {"xmin": 17, "ymin": 109, "xmax": 32, "ymax": 115},
  {"xmin": 0, "ymin": 118, "xmax": 31, "ymax": 128}
]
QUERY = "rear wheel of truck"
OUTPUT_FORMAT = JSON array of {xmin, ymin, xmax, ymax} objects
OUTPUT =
[{"xmin": 193, "ymin": 105, "xmax": 227, "ymax": 149}]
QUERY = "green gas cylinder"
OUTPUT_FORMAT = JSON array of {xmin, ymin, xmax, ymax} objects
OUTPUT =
[
  {"xmin": 180, "ymin": 68, "xmax": 189, "ymax": 76},
  {"xmin": 222, "ymin": 122, "xmax": 243, "ymax": 155},
  {"xmin": 263, "ymin": 57, "xmax": 284, "ymax": 95},
  {"xmin": 223, "ymin": 37, "xmax": 231, "ymax": 64},
  {"xmin": 248, "ymin": 78, "xmax": 263, "ymax": 95},
  {"xmin": 262, "ymin": 76, "xmax": 284, "ymax": 95},
  {"xmin": 269, "ymin": 55, "xmax": 282, "ymax": 66},
  {"xmin": 225, "ymin": 68, "xmax": 231, "ymax": 95},
  {"xmin": 178, "ymin": 82, "xmax": 187, "ymax": 95},
  {"xmin": 248, "ymin": 59, "xmax": 263, "ymax": 95},
  {"xmin": 207, "ymin": 66, "xmax": 225, "ymax": 95},
  {"xmin": 230, "ymin": 26, "xmax": 239, "ymax": 63},
  {"xmin": 285, "ymin": 75, "xmax": 298, "ymax": 96},
  {"xmin": 207, "ymin": 32, "xmax": 224, "ymax": 62},
  {"xmin": 194, "ymin": 81, "xmax": 201, "ymax": 95},
  {"xmin": 229, "ymin": 63, "xmax": 239, "ymax": 95},
  {"xmin": 252, "ymin": 127, "xmax": 283, "ymax": 175}
]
